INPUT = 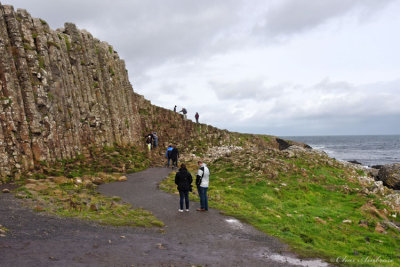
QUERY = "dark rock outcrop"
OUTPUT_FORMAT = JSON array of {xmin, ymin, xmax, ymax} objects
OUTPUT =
[
  {"xmin": 378, "ymin": 163, "xmax": 400, "ymax": 190},
  {"xmin": 348, "ymin": 160, "xmax": 362, "ymax": 165},
  {"xmin": 371, "ymin": 165, "xmax": 383, "ymax": 170}
]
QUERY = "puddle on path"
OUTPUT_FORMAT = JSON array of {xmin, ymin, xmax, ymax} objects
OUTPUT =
[
  {"xmin": 266, "ymin": 253, "xmax": 329, "ymax": 267},
  {"xmin": 225, "ymin": 218, "xmax": 244, "ymax": 230}
]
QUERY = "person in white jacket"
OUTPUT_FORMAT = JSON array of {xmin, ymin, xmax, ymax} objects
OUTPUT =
[{"xmin": 196, "ymin": 161, "xmax": 210, "ymax": 211}]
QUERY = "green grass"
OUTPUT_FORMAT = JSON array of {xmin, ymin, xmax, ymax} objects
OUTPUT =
[
  {"xmin": 160, "ymin": 151, "xmax": 400, "ymax": 266},
  {"xmin": 16, "ymin": 180, "xmax": 163, "ymax": 227}
]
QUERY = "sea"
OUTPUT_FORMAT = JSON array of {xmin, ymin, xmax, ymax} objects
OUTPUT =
[{"xmin": 282, "ymin": 135, "xmax": 400, "ymax": 167}]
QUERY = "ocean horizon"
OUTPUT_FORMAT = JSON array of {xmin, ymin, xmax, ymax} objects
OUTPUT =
[{"xmin": 282, "ymin": 134, "xmax": 400, "ymax": 167}]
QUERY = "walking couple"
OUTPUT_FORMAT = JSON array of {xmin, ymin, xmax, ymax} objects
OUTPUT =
[{"xmin": 174, "ymin": 161, "xmax": 210, "ymax": 212}]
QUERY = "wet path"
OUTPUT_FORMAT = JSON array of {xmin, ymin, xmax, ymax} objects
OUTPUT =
[
  {"xmin": 0, "ymin": 168, "xmax": 329, "ymax": 266},
  {"xmin": 98, "ymin": 167, "xmax": 329, "ymax": 266}
]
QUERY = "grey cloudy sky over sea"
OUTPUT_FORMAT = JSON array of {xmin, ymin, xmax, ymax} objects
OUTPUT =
[{"xmin": 3, "ymin": 0, "xmax": 400, "ymax": 136}]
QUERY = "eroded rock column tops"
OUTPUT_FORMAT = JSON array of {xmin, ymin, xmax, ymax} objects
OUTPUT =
[{"xmin": 0, "ymin": 4, "xmax": 138, "ymax": 180}]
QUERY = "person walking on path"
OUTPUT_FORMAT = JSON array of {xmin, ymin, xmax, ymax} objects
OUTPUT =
[
  {"xmin": 165, "ymin": 145, "xmax": 173, "ymax": 167},
  {"xmin": 153, "ymin": 132, "xmax": 158, "ymax": 148},
  {"xmin": 175, "ymin": 164, "xmax": 193, "ymax": 212},
  {"xmin": 171, "ymin": 145, "xmax": 179, "ymax": 168},
  {"xmin": 196, "ymin": 161, "xmax": 210, "ymax": 211},
  {"xmin": 195, "ymin": 112, "xmax": 199, "ymax": 123},
  {"xmin": 145, "ymin": 133, "xmax": 153, "ymax": 151}
]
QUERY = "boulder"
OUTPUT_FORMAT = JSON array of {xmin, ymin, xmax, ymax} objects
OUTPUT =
[
  {"xmin": 378, "ymin": 163, "xmax": 400, "ymax": 190},
  {"xmin": 92, "ymin": 177, "xmax": 104, "ymax": 185},
  {"xmin": 375, "ymin": 222, "xmax": 387, "ymax": 234},
  {"xmin": 2, "ymin": 188, "xmax": 10, "ymax": 193},
  {"xmin": 118, "ymin": 176, "xmax": 128, "ymax": 182},
  {"xmin": 371, "ymin": 165, "xmax": 383, "ymax": 170},
  {"xmin": 26, "ymin": 179, "xmax": 39, "ymax": 184},
  {"xmin": 48, "ymin": 176, "xmax": 69, "ymax": 184},
  {"xmin": 367, "ymin": 168, "xmax": 379, "ymax": 180}
]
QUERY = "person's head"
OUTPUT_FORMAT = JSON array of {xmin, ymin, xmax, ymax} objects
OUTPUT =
[
  {"xmin": 180, "ymin": 163, "xmax": 186, "ymax": 169},
  {"xmin": 168, "ymin": 145, "xmax": 172, "ymax": 148},
  {"xmin": 198, "ymin": 160, "xmax": 203, "ymax": 166}
]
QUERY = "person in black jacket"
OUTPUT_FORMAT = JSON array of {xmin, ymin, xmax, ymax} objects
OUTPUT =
[
  {"xmin": 171, "ymin": 145, "xmax": 179, "ymax": 168},
  {"xmin": 175, "ymin": 164, "xmax": 193, "ymax": 212}
]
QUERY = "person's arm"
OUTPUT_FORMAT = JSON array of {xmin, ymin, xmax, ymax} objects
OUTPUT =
[
  {"xmin": 197, "ymin": 168, "xmax": 203, "ymax": 179},
  {"xmin": 175, "ymin": 173, "xmax": 179, "ymax": 185},
  {"xmin": 188, "ymin": 173, "xmax": 193, "ymax": 184}
]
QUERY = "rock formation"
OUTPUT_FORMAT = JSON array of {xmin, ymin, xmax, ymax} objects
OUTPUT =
[
  {"xmin": 0, "ymin": 3, "xmax": 301, "ymax": 182},
  {"xmin": 378, "ymin": 163, "xmax": 400, "ymax": 190},
  {"xmin": 0, "ymin": 4, "xmax": 146, "ymax": 180}
]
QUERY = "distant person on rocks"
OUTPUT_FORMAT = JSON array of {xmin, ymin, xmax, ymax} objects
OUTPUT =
[
  {"xmin": 165, "ymin": 145, "xmax": 173, "ymax": 167},
  {"xmin": 175, "ymin": 163, "xmax": 193, "ymax": 212},
  {"xmin": 153, "ymin": 132, "xmax": 158, "ymax": 148},
  {"xmin": 171, "ymin": 145, "xmax": 179, "ymax": 168},
  {"xmin": 179, "ymin": 108, "xmax": 187, "ymax": 119},
  {"xmin": 195, "ymin": 112, "xmax": 199, "ymax": 123},
  {"xmin": 174, "ymin": 105, "xmax": 177, "ymax": 112},
  {"xmin": 196, "ymin": 160, "xmax": 210, "ymax": 211},
  {"xmin": 145, "ymin": 133, "xmax": 153, "ymax": 151}
]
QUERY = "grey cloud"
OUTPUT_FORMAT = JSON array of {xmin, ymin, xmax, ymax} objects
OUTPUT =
[
  {"xmin": 256, "ymin": 0, "xmax": 395, "ymax": 37},
  {"xmin": 6, "ymin": 0, "xmax": 245, "ymax": 74},
  {"xmin": 208, "ymin": 78, "xmax": 400, "ymax": 135},
  {"xmin": 210, "ymin": 79, "xmax": 285, "ymax": 101}
]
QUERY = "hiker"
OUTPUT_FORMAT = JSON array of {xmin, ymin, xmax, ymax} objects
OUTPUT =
[
  {"xmin": 179, "ymin": 108, "xmax": 187, "ymax": 119},
  {"xmin": 153, "ymin": 132, "xmax": 158, "ymax": 148},
  {"xmin": 196, "ymin": 160, "xmax": 210, "ymax": 211},
  {"xmin": 165, "ymin": 145, "xmax": 173, "ymax": 167},
  {"xmin": 195, "ymin": 112, "xmax": 199, "ymax": 123},
  {"xmin": 173, "ymin": 105, "xmax": 177, "ymax": 112},
  {"xmin": 145, "ymin": 133, "xmax": 153, "ymax": 151},
  {"xmin": 175, "ymin": 163, "xmax": 193, "ymax": 212},
  {"xmin": 171, "ymin": 145, "xmax": 179, "ymax": 168}
]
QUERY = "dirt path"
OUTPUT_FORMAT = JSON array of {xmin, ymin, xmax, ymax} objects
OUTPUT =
[{"xmin": 0, "ymin": 168, "xmax": 329, "ymax": 266}]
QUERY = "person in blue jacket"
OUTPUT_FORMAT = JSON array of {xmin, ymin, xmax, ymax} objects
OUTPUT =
[{"xmin": 165, "ymin": 145, "xmax": 173, "ymax": 167}]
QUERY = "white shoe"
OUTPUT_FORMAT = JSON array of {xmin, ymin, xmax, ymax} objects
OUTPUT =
[
  {"xmin": 185, "ymin": 209, "xmax": 190, "ymax": 212},
  {"xmin": 178, "ymin": 209, "xmax": 184, "ymax": 212}
]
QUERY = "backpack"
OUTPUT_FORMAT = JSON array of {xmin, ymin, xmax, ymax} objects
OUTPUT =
[{"xmin": 182, "ymin": 108, "xmax": 187, "ymax": 114}]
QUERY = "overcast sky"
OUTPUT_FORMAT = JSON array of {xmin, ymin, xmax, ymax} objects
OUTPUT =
[{"xmin": 3, "ymin": 0, "xmax": 400, "ymax": 136}]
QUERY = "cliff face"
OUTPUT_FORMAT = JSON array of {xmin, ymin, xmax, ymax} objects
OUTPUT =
[
  {"xmin": 0, "ymin": 3, "xmax": 150, "ymax": 180},
  {"xmin": 0, "ymin": 4, "xmax": 238, "ymax": 181}
]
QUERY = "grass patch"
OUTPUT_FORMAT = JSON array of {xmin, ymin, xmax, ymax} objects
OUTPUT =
[
  {"xmin": 15, "ymin": 145, "xmax": 161, "ymax": 228},
  {"xmin": 17, "ymin": 178, "xmax": 163, "ymax": 227}
]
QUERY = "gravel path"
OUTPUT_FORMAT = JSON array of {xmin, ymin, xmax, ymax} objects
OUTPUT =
[{"xmin": 0, "ymin": 168, "xmax": 329, "ymax": 266}]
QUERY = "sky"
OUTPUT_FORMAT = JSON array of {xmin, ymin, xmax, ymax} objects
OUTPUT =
[{"xmin": 3, "ymin": 0, "xmax": 400, "ymax": 136}]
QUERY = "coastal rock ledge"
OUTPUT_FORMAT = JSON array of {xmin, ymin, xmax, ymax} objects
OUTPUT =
[{"xmin": 378, "ymin": 163, "xmax": 400, "ymax": 190}]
